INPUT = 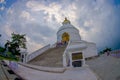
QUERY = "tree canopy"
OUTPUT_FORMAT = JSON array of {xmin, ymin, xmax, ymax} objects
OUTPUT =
[
  {"xmin": 103, "ymin": 47, "xmax": 112, "ymax": 52},
  {"xmin": 5, "ymin": 33, "xmax": 27, "ymax": 56},
  {"xmin": 99, "ymin": 47, "xmax": 112, "ymax": 55}
]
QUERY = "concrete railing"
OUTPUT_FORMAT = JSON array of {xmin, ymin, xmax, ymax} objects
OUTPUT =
[
  {"xmin": 63, "ymin": 41, "xmax": 70, "ymax": 67},
  {"xmin": 110, "ymin": 49, "xmax": 120, "ymax": 54},
  {"xmin": 19, "ymin": 62, "xmax": 66, "ymax": 73},
  {"xmin": 50, "ymin": 43, "xmax": 56, "ymax": 48},
  {"xmin": 26, "ymin": 44, "xmax": 50, "ymax": 62}
]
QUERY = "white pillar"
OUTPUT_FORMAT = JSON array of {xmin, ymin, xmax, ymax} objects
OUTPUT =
[
  {"xmin": 63, "ymin": 54, "xmax": 67, "ymax": 67},
  {"xmin": 21, "ymin": 52, "xmax": 27, "ymax": 63}
]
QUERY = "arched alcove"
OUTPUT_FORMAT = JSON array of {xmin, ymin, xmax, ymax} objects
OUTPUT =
[{"xmin": 62, "ymin": 32, "xmax": 70, "ymax": 42}]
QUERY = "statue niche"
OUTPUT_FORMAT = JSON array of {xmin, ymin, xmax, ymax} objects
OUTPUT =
[{"xmin": 62, "ymin": 32, "xmax": 70, "ymax": 43}]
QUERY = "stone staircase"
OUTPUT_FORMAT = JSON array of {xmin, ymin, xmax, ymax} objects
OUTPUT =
[{"xmin": 28, "ymin": 46, "xmax": 66, "ymax": 67}]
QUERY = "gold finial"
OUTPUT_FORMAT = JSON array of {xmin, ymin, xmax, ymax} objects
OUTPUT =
[
  {"xmin": 62, "ymin": 17, "xmax": 70, "ymax": 24},
  {"xmin": 65, "ymin": 17, "xmax": 67, "ymax": 21}
]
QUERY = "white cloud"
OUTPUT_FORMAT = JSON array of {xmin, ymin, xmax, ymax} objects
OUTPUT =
[
  {"xmin": 26, "ymin": 37, "xmax": 43, "ymax": 53},
  {"xmin": 0, "ymin": 0, "xmax": 5, "ymax": 11},
  {"xmin": 20, "ymin": 11, "xmax": 35, "ymax": 21},
  {"xmin": 0, "ymin": 0, "xmax": 5, "ymax": 3},
  {"xmin": 0, "ymin": 6, "xmax": 4, "ymax": 10},
  {"xmin": 26, "ymin": 1, "xmax": 77, "ymax": 25},
  {"xmin": 7, "ymin": 8, "xmax": 13, "ymax": 14},
  {"xmin": 4, "ymin": 24, "xmax": 14, "ymax": 37},
  {"xmin": 0, "ymin": 0, "xmax": 120, "ymax": 53}
]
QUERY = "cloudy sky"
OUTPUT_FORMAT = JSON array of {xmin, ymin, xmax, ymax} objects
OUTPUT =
[{"xmin": 0, "ymin": 0, "xmax": 120, "ymax": 53}]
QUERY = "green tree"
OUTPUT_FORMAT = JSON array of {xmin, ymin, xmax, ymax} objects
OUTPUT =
[
  {"xmin": 0, "ymin": 34, "xmax": 5, "ymax": 54},
  {"xmin": 5, "ymin": 33, "xmax": 26, "ymax": 56},
  {"xmin": 103, "ymin": 47, "xmax": 112, "ymax": 53},
  {"xmin": 0, "ymin": 47, "xmax": 5, "ymax": 52}
]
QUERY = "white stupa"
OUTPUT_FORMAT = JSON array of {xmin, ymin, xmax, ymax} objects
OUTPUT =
[
  {"xmin": 25, "ymin": 18, "xmax": 98, "ymax": 68},
  {"xmin": 57, "ymin": 18, "xmax": 98, "ymax": 67},
  {"xmin": 57, "ymin": 17, "xmax": 81, "ymax": 42}
]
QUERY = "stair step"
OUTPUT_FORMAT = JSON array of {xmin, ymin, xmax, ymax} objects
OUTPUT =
[{"xmin": 28, "ymin": 46, "xmax": 66, "ymax": 67}]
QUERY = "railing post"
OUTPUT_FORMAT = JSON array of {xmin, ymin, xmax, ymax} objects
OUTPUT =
[
  {"xmin": 63, "ymin": 54, "xmax": 67, "ymax": 67},
  {"xmin": 62, "ymin": 41, "xmax": 70, "ymax": 67}
]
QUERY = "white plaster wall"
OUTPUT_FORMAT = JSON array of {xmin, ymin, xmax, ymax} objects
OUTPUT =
[
  {"xmin": 57, "ymin": 27, "xmax": 81, "ymax": 42},
  {"xmin": 63, "ymin": 41, "xmax": 86, "ymax": 67},
  {"xmin": 63, "ymin": 40, "xmax": 98, "ymax": 67},
  {"xmin": 83, "ymin": 42, "xmax": 98, "ymax": 58},
  {"xmin": 64, "ymin": 48, "xmax": 86, "ymax": 67}
]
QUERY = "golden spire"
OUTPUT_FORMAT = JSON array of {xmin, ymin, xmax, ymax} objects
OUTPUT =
[{"xmin": 62, "ymin": 17, "xmax": 70, "ymax": 24}]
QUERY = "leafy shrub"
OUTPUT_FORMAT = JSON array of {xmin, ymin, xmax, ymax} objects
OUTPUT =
[{"xmin": 0, "ymin": 47, "xmax": 5, "ymax": 53}]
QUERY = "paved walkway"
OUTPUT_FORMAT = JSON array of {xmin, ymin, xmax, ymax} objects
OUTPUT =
[
  {"xmin": 0, "ymin": 60, "xmax": 20, "ymax": 80},
  {"xmin": 86, "ymin": 54, "xmax": 120, "ymax": 80},
  {"xmin": 5, "ymin": 61, "xmax": 98, "ymax": 80},
  {"xmin": 17, "ymin": 65, "xmax": 98, "ymax": 80}
]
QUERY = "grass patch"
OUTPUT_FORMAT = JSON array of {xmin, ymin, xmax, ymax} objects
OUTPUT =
[{"xmin": 0, "ymin": 55, "xmax": 19, "ymax": 61}]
